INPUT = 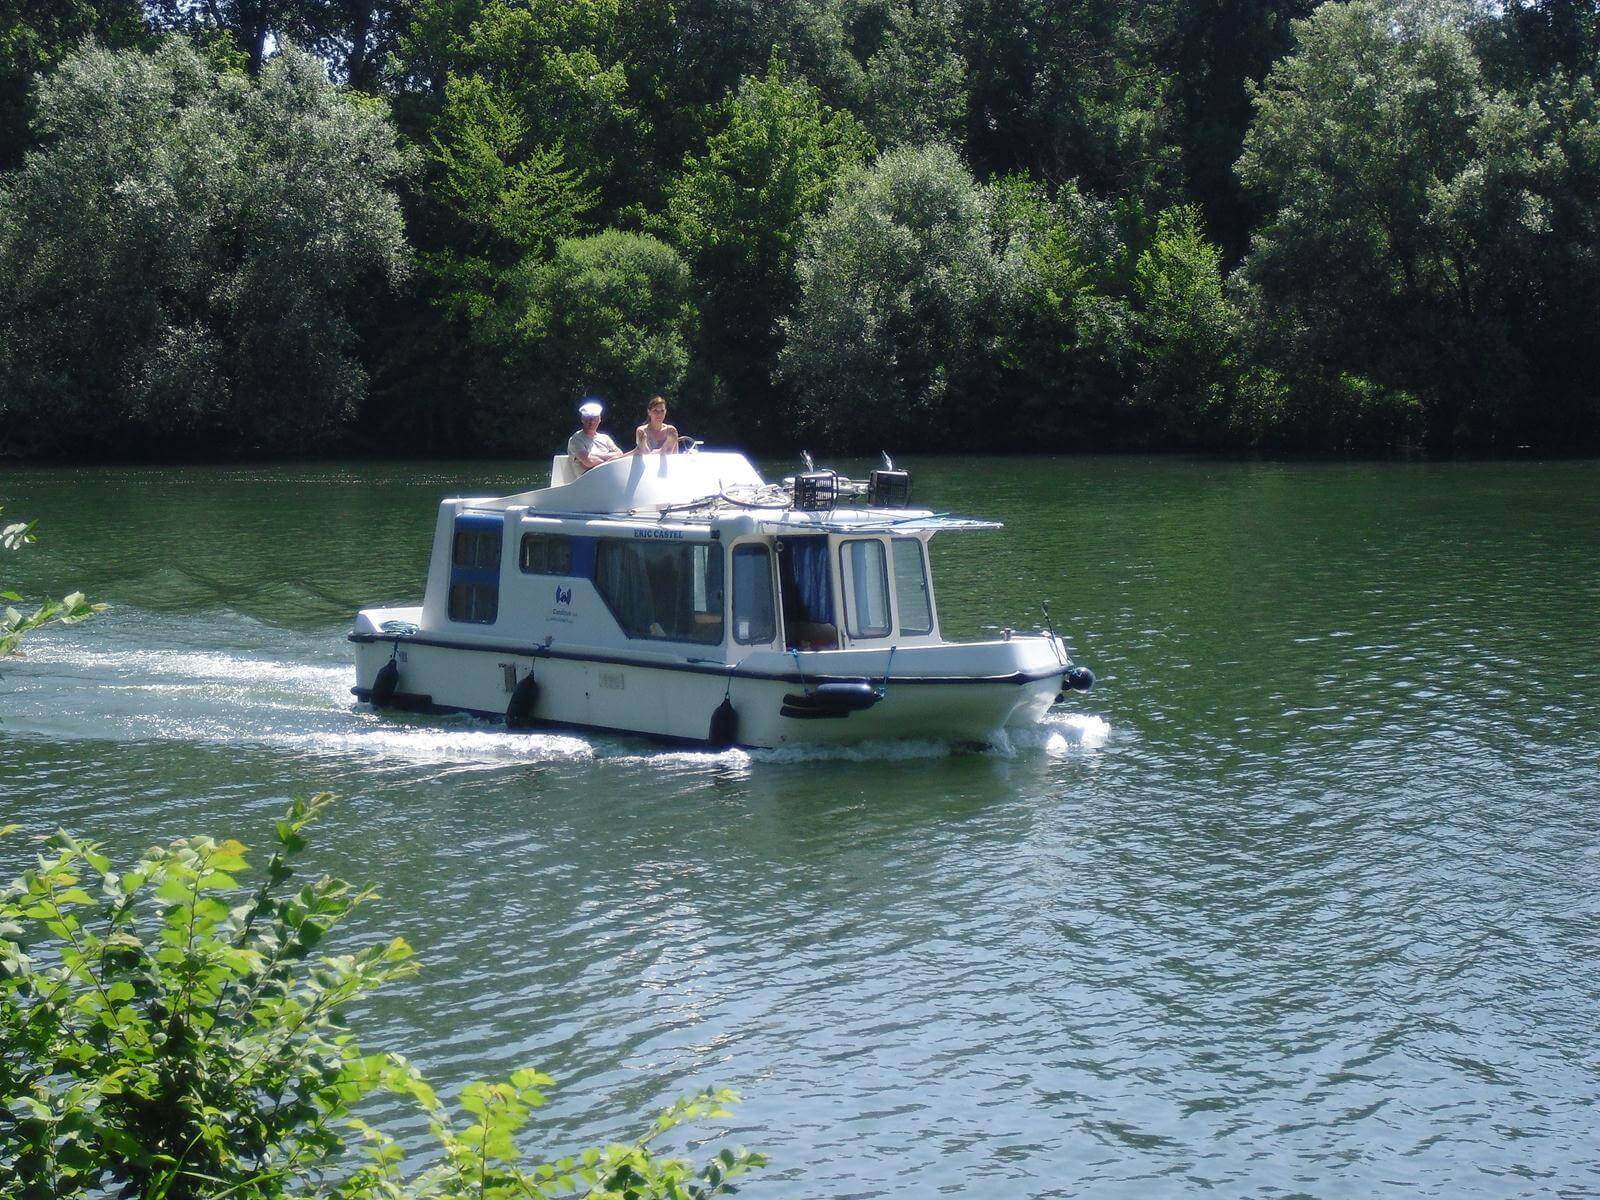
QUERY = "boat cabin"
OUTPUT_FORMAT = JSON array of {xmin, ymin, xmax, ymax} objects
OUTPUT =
[{"xmin": 417, "ymin": 450, "xmax": 963, "ymax": 663}]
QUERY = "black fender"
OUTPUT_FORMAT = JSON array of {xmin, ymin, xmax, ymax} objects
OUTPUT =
[
  {"xmin": 708, "ymin": 696, "xmax": 738, "ymax": 747},
  {"xmin": 506, "ymin": 673, "xmax": 541, "ymax": 730},
  {"xmin": 781, "ymin": 679, "xmax": 883, "ymax": 719},
  {"xmin": 370, "ymin": 660, "xmax": 400, "ymax": 708}
]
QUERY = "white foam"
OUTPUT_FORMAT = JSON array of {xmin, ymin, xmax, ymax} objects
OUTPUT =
[
  {"xmin": 606, "ymin": 747, "xmax": 754, "ymax": 770},
  {"xmin": 989, "ymin": 712, "xmax": 1112, "ymax": 757},
  {"xmin": 16, "ymin": 639, "xmax": 346, "ymax": 693},
  {"xmin": 273, "ymin": 726, "xmax": 597, "ymax": 767}
]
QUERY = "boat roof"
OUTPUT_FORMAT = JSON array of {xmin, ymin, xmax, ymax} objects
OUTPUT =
[
  {"xmin": 460, "ymin": 450, "xmax": 1002, "ymax": 534},
  {"xmin": 486, "ymin": 450, "xmax": 763, "ymax": 514}
]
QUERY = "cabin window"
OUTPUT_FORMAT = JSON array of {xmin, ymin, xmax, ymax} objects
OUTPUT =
[
  {"xmin": 453, "ymin": 527, "xmax": 500, "ymax": 570},
  {"xmin": 840, "ymin": 538, "xmax": 891, "ymax": 639},
  {"xmin": 891, "ymin": 538, "xmax": 933, "ymax": 635},
  {"xmin": 731, "ymin": 544, "xmax": 776, "ymax": 645},
  {"xmin": 448, "ymin": 582, "xmax": 498, "ymax": 624},
  {"xmin": 520, "ymin": 533, "xmax": 574, "ymax": 576},
  {"xmin": 594, "ymin": 539, "xmax": 724, "ymax": 644},
  {"xmin": 448, "ymin": 516, "xmax": 502, "ymax": 625},
  {"xmin": 776, "ymin": 536, "xmax": 835, "ymax": 651}
]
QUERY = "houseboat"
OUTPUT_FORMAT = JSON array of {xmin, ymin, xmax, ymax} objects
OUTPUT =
[{"xmin": 350, "ymin": 448, "xmax": 1093, "ymax": 748}]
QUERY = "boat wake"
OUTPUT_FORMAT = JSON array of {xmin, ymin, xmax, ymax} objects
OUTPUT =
[
  {"xmin": 15, "ymin": 644, "xmax": 349, "ymax": 691},
  {"xmin": 274, "ymin": 726, "xmax": 599, "ymax": 768}
]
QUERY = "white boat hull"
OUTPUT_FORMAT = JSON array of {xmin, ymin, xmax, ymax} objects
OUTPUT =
[{"xmin": 352, "ymin": 617, "xmax": 1067, "ymax": 749}]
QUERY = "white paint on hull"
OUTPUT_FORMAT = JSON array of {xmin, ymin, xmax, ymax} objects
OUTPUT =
[{"xmin": 354, "ymin": 628, "xmax": 1064, "ymax": 749}]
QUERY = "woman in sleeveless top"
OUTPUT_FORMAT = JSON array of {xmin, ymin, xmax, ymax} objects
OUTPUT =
[{"xmin": 636, "ymin": 396, "xmax": 679, "ymax": 454}]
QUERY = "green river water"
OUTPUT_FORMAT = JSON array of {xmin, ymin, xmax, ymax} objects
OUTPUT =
[{"xmin": 2, "ymin": 455, "xmax": 1598, "ymax": 1197}]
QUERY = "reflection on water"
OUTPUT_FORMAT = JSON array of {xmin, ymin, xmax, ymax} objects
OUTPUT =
[{"xmin": 2, "ymin": 456, "xmax": 1599, "ymax": 1197}]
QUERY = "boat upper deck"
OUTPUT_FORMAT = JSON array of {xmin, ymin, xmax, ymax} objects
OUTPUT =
[{"xmin": 456, "ymin": 449, "xmax": 1001, "ymax": 535}]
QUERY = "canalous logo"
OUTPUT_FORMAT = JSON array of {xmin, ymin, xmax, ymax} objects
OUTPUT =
[{"xmin": 555, "ymin": 586, "xmax": 572, "ymax": 606}]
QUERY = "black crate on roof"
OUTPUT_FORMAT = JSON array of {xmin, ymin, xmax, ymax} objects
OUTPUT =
[
  {"xmin": 792, "ymin": 471, "xmax": 838, "ymax": 510},
  {"xmin": 868, "ymin": 469, "xmax": 911, "ymax": 508}
]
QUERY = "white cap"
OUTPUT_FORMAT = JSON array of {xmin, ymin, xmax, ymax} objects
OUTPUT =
[{"xmin": 578, "ymin": 400, "xmax": 603, "ymax": 419}]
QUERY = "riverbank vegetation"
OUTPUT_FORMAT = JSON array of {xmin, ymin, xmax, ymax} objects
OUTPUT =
[
  {"xmin": 0, "ymin": 794, "xmax": 764, "ymax": 1198},
  {"xmin": 0, "ymin": 0, "xmax": 1596, "ymax": 458}
]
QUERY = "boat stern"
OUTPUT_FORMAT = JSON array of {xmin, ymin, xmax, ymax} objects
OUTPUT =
[{"xmin": 350, "ymin": 605, "xmax": 424, "ymax": 699}]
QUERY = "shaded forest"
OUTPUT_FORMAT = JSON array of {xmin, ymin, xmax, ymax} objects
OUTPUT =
[{"xmin": 1, "ymin": 0, "xmax": 1597, "ymax": 459}]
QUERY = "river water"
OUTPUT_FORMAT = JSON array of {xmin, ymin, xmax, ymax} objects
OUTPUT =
[{"xmin": 3, "ymin": 456, "xmax": 1598, "ymax": 1197}]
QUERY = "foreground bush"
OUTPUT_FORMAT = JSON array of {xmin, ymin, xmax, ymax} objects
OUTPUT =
[
  {"xmin": 0, "ymin": 795, "xmax": 764, "ymax": 1199},
  {"xmin": 0, "ymin": 508, "xmax": 102, "ymax": 658}
]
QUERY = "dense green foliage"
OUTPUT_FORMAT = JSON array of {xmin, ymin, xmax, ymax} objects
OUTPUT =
[
  {"xmin": 0, "ymin": 795, "xmax": 765, "ymax": 1198},
  {"xmin": 779, "ymin": 143, "xmax": 1008, "ymax": 448},
  {"xmin": 0, "ymin": 0, "xmax": 1596, "ymax": 457},
  {"xmin": 492, "ymin": 230, "xmax": 700, "ymax": 447},
  {"xmin": 0, "ymin": 40, "xmax": 412, "ymax": 458},
  {"xmin": 1238, "ymin": 0, "xmax": 1600, "ymax": 449},
  {"xmin": 663, "ymin": 56, "xmax": 872, "ymax": 440},
  {"xmin": 0, "ymin": 0, "xmax": 148, "ymax": 170}
]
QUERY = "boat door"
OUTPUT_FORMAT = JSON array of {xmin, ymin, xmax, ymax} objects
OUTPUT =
[{"xmin": 775, "ymin": 535, "xmax": 838, "ymax": 650}]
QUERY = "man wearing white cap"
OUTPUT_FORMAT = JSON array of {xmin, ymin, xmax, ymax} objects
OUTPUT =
[{"xmin": 567, "ymin": 399, "xmax": 626, "ymax": 473}]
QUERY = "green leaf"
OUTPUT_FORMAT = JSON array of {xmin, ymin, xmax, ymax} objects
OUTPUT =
[{"xmin": 1, "ymin": 520, "xmax": 33, "ymax": 551}]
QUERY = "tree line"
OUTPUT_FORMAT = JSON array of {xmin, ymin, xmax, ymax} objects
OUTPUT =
[{"xmin": 0, "ymin": 0, "xmax": 1596, "ymax": 460}]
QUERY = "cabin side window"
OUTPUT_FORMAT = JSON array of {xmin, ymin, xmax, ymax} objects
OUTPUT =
[
  {"xmin": 731, "ymin": 544, "xmax": 776, "ymax": 645},
  {"xmin": 448, "ymin": 517, "xmax": 502, "ymax": 625},
  {"xmin": 594, "ymin": 539, "xmax": 724, "ymax": 644},
  {"xmin": 840, "ymin": 538, "xmax": 891, "ymax": 639},
  {"xmin": 776, "ymin": 536, "xmax": 836, "ymax": 651},
  {"xmin": 891, "ymin": 538, "xmax": 933, "ymax": 635},
  {"xmin": 520, "ymin": 533, "xmax": 574, "ymax": 575}
]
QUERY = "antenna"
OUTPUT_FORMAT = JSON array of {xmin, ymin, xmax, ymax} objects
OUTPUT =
[
  {"xmin": 801, "ymin": 450, "xmax": 815, "ymax": 472},
  {"xmin": 880, "ymin": 451, "xmax": 895, "ymax": 471}
]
